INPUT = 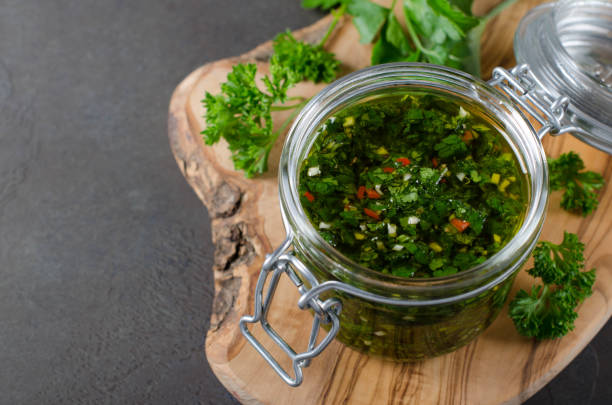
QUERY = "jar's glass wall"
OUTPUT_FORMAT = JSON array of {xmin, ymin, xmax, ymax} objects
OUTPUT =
[
  {"xmin": 297, "ymin": 250, "xmax": 518, "ymax": 360},
  {"xmin": 279, "ymin": 64, "xmax": 548, "ymax": 359}
]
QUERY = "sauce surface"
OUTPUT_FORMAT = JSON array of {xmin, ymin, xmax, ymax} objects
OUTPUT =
[{"xmin": 299, "ymin": 94, "xmax": 527, "ymax": 278}]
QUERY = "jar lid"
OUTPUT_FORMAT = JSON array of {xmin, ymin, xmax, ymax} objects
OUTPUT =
[{"xmin": 514, "ymin": 0, "xmax": 612, "ymax": 153}]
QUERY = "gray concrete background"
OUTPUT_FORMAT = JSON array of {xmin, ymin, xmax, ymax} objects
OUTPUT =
[{"xmin": 0, "ymin": 0, "xmax": 609, "ymax": 403}]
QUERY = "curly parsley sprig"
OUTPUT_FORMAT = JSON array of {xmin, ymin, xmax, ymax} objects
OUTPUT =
[
  {"xmin": 201, "ymin": 13, "xmax": 343, "ymax": 178},
  {"xmin": 509, "ymin": 232, "xmax": 596, "ymax": 340},
  {"xmin": 548, "ymin": 152, "xmax": 605, "ymax": 216}
]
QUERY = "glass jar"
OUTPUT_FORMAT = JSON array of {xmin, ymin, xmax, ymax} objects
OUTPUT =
[{"xmin": 240, "ymin": 0, "xmax": 612, "ymax": 387}]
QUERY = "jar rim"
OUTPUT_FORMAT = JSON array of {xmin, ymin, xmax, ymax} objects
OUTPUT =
[{"xmin": 278, "ymin": 63, "xmax": 548, "ymax": 295}]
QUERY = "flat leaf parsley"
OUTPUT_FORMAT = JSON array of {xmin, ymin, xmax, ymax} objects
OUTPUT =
[{"xmin": 303, "ymin": 0, "xmax": 519, "ymax": 76}]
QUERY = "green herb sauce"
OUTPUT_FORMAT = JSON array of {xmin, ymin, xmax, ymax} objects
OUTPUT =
[{"xmin": 299, "ymin": 94, "xmax": 527, "ymax": 278}]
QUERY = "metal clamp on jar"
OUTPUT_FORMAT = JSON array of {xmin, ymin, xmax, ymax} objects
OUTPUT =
[{"xmin": 240, "ymin": 0, "xmax": 612, "ymax": 386}]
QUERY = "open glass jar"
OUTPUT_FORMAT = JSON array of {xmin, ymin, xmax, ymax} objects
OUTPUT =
[{"xmin": 240, "ymin": 0, "xmax": 612, "ymax": 386}]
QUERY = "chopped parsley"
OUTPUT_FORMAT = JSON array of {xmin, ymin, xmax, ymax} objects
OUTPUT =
[{"xmin": 299, "ymin": 94, "xmax": 527, "ymax": 278}]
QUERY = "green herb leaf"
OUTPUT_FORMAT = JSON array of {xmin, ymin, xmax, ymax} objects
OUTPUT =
[
  {"xmin": 427, "ymin": 0, "xmax": 479, "ymax": 33},
  {"xmin": 347, "ymin": 0, "xmax": 389, "ymax": 44},
  {"xmin": 202, "ymin": 64, "xmax": 275, "ymax": 178},
  {"xmin": 202, "ymin": 30, "xmax": 340, "ymax": 178},
  {"xmin": 301, "ymin": 0, "xmax": 345, "ymax": 9},
  {"xmin": 548, "ymin": 152, "xmax": 605, "ymax": 216},
  {"xmin": 268, "ymin": 31, "xmax": 340, "ymax": 88},
  {"xmin": 509, "ymin": 232, "xmax": 596, "ymax": 340},
  {"xmin": 371, "ymin": 13, "xmax": 418, "ymax": 64},
  {"xmin": 302, "ymin": 0, "xmax": 492, "ymax": 76},
  {"xmin": 434, "ymin": 134, "xmax": 468, "ymax": 159},
  {"xmin": 448, "ymin": 0, "xmax": 474, "ymax": 15},
  {"xmin": 403, "ymin": 0, "xmax": 482, "ymax": 74},
  {"xmin": 432, "ymin": 266, "xmax": 458, "ymax": 277}
]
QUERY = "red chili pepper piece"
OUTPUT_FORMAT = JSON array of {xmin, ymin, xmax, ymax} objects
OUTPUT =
[
  {"xmin": 383, "ymin": 167, "xmax": 395, "ymax": 173},
  {"xmin": 440, "ymin": 178, "xmax": 447, "ymax": 183},
  {"xmin": 396, "ymin": 157, "xmax": 411, "ymax": 166},
  {"xmin": 432, "ymin": 157, "xmax": 439, "ymax": 168},
  {"xmin": 364, "ymin": 208, "xmax": 380, "ymax": 220},
  {"xmin": 365, "ymin": 188, "xmax": 381, "ymax": 199},
  {"xmin": 462, "ymin": 130, "xmax": 474, "ymax": 142},
  {"xmin": 357, "ymin": 186, "xmax": 366, "ymax": 200},
  {"xmin": 304, "ymin": 191, "xmax": 315, "ymax": 203},
  {"xmin": 450, "ymin": 218, "xmax": 470, "ymax": 232}
]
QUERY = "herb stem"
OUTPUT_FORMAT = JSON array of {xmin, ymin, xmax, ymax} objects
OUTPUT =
[
  {"xmin": 403, "ymin": 15, "xmax": 439, "ymax": 59},
  {"xmin": 276, "ymin": 99, "xmax": 309, "ymax": 135},
  {"xmin": 318, "ymin": 4, "xmax": 347, "ymax": 47},
  {"xmin": 271, "ymin": 102, "xmax": 307, "ymax": 111},
  {"xmin": 537, "ymin": 284, "xmax": 549, "ymax": 307}
]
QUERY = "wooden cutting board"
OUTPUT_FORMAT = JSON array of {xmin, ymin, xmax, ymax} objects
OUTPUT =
[{"xmin": 167, "ymin": 1, "xmax": 612, "ymax": 403}]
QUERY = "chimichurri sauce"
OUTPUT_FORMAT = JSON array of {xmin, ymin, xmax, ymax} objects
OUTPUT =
[{"xmin": 299, "ymin": 94, "xmax": 527, "ymax": 278}]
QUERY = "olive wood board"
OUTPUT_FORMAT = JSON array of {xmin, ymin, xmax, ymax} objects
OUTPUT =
[{"xmin": 167, "ymin": 1, "xmax": 612, "ymax": 403}]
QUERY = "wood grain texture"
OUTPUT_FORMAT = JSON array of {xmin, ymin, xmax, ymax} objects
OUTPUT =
[{"xmin": 167, "ymin": 1, "xmax": 612, "ymax": 403}]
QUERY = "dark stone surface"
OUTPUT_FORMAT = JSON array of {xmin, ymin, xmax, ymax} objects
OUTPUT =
[{"xmin": 0, "ymin": 0, "xmax": 609, "ymax": 403}]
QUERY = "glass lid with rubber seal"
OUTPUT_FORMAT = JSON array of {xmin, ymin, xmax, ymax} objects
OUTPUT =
[{"xmin": 514, "ymin": 0, "xmax": 612, "ymax": 153}]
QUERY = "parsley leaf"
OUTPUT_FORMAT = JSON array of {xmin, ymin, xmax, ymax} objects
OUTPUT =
[
  {"xmin": 427, "ymin": 0, "xmax": 480, "ymax": 33},
  {"xmin": 434, "ymin": 134, "xmax": 468, "ymax": 159},
  {"xmin": 486, "ymin": 195, "xmax": 523, "ymax": 223},
  {"xmin": 371, "ymin": 12, "xmax": 419, "ymax": 64},
  {"xmin": 301, "ymin": 0, "xmax": 345, "ymax": 10},
  {"xmin": 448, "ymin": 0, "xmax": 474, "ymax": 15},
  {"xmin": 202, "ymin": 64, "xmax": 274, "ymax": 177},
  {"xmin": 347, "ymin": 0, "xmax": 389, "ymax": 44},
  {"xmin": 304, "ymin": 0, "xmax": 518, "ymax": 77},
  {"xmin": 403, "ymin": 0, "xmax": 479, "ymax": 70},
  {"xmin": 548, "ymin": 152, "xmax": 605, "ymax": 216},
  {"xmin": 202, "ymin": 31, "xmax": 340, "ymax": 177},
  {"xmin": 267, "ymin": 31, "xmax": 341, "ymax": 92},
  {"xmin": 509, "ymin": 232, "xmax": 596, "ymax": 340}
]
